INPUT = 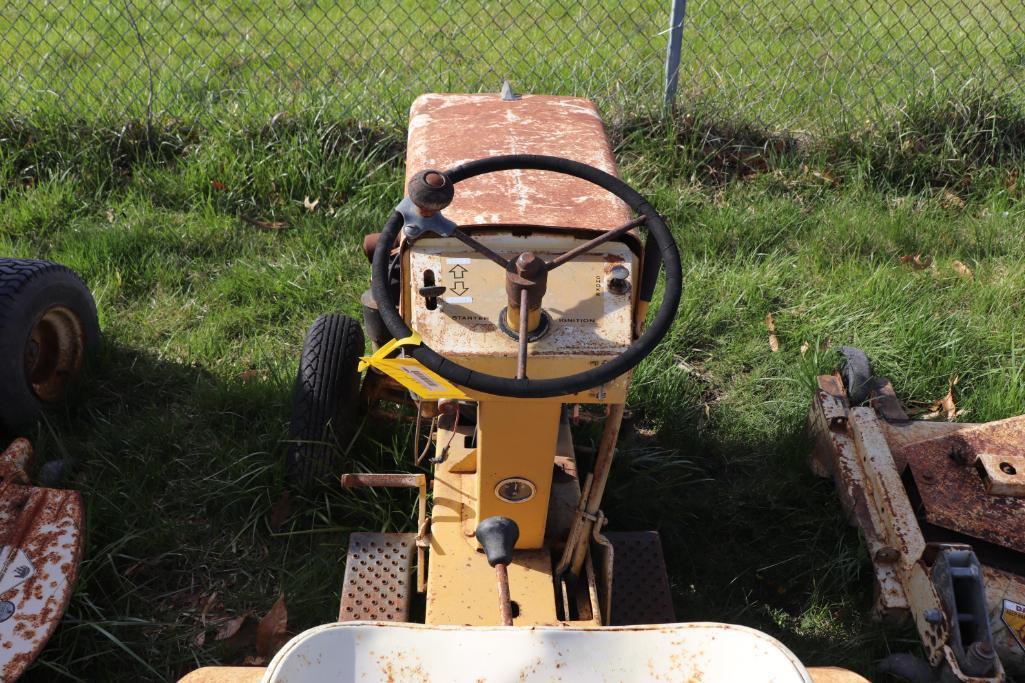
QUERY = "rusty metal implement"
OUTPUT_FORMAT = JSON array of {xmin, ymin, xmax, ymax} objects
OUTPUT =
[
  {"xmin": 809, "ymin": 367, "xmax": 1025, "ymax": 680},
  {"xmin": 0, "ymin": 439, "xmax": 83, "ymax": 681}
]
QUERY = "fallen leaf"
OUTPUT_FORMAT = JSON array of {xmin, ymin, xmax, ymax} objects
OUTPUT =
[
  {"xmin": 800, "ymin": 341, "xmax": 810, "ymax": 357},
  {"xmin": 211, "ymin": 180, "xmax": 226, "ymax": 191},
  {"xmin": 900, "ymin": 254, "xmax": 933, "ymax": 270},
  {"xmin": 941, "ymin": 189, "xmax": 965, "ymax": 209},
  {"xmin": 923, "ymin": 376, "xmax": 960, "ymax": 422},
  {"xmin": 303, "ymin": 196, "xmax": 319, "ymax": 212},
  {"xmin": 951, "ymin": 260, "xmax": 973, "ymax": 280},
  {"xmin": 766, "ymin": 313, "xmax": 780, "ymax": 353},
  {"xmin": 256, "ymin": 593, "xmax": 288, "ymax": 659},
  {"xmin": 200, "ymin": 591, "xmax": 219, "ymax": 627},
  {"xmin": 809, "ymin": 168, "xmax": 836, "ymax": 185},
  {"xmin": 240, "ymin": 216, "xmax": 288, "ymax": 231},
  {"xmin": 269, "ymin": 490, "xmax": 291, "ymax": 531},
  {"xmin": 105, "ymin": 209, "xmax": 115, "ymax": 223},
  {"xmin": 674, "ymin": 357, "xmax": 715, "ymax": 384},
  {"xmin": 240, "ymin": 369, "xmax": 262, "ymax": 383},
  {"xmin": 1007, "ymin": 169, "xmax": 1019, "ymax": 194},
  {"xmin": 215, "ymin": 613, "xmax": 257, "ymax": 651}
]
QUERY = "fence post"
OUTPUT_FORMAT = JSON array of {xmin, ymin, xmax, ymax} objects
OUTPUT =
[{"xmin": 663, "ymin": 0, "xmax": 687, "ymax": 111}]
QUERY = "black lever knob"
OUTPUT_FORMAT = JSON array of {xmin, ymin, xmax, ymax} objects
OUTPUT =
[
  {"xmin": 475, "ymin": 516, "xmax": 519, "ymax": 567},
  {"xmin": 408, "ymin": 169, "xmax": 454, "ymax": 214},
  {"xmin": 418, "ymin": 285, "xmax": 447, "ymax": 298}
]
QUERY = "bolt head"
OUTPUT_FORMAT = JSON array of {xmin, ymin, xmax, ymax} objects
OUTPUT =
[{"xmin": 874, "ymin": 547, "xmax": 900, "ymax": 564}]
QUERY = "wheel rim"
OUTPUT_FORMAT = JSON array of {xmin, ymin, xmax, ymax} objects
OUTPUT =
[{"xmin": 23, "ymin": 305, "xmax": 86, "ymax": 403}]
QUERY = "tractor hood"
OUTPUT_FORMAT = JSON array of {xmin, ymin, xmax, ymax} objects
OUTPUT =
[{"xmin": 406, "ymin": 93, "xmax": 641, "ymax": 251}]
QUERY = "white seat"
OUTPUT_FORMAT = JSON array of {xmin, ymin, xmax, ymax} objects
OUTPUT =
[{"xmin": 262, "ymin": 621, "xmax": 813, "ymax": 682}]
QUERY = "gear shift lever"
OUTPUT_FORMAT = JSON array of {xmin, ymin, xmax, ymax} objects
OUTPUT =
[{"xmin": 475, "ymin": 516, "xmax": 519, "ymax": 625}]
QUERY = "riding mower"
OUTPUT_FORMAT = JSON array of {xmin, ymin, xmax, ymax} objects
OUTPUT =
[
  {"xmin": 183, "ymin": 92, "xmax": 867, "ymax": 682},
  {"xmin": 0, "ymin": 257, "xmax": 99, "ymax": 680},
  {"xmin": 808, "ymin": 347, "xmax": 1025, "ymax": 682}
]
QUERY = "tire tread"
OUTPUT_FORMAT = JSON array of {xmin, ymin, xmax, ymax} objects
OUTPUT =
[{"xmin": 285, "ymin": 314, "xmax": 364, "ymax": 490}]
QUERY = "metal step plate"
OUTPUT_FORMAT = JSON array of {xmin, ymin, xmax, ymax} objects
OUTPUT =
[
  {"xmin": 338, "ymin": 533, "xmax": 415, "ymax": 622},
  {"xmin": 605, "ymin": 531, "xmax": 675, "ymax": 626}
]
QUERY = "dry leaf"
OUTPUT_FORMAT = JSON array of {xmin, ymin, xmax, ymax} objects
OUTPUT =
[
  {"xmin": 215, "ymin": 613, "xmax": 256, "ymax": 644},
  {"xmin": 800, "ymin": 341, "xmax": 810, "ymax": 357},
  {"xmin": 256, "ymin": 593, "xmax": 288, "ymax": 659},
  {"xmin": 1007, "ymin": 169, "xmax": 1019, "ymax": 194},
  {"xmin": 194, "ymin": 630, "xmax": 206, "ymax": 647},
  {"xmin": 303, "ymin": 196, "xmax": 320, "ymax": 212},
  {"xmin": 240, "ymin": 216, "xmax": 288, "ymax": 231},
  {"xmin": 105, "ymin": 209, "xmax": 115, "ymax": 223},
  {"xmin": 925, "ymin": 376, "xmax": 960, "ymax": 422},
  {"xmin": 941, "ymin": 189, "xmax": 965, "ymax": 209},
  {"xmin": 200, "ymin": 591, "xmax": 219, "ymax": 627},
  {"xmin": 269, "ymin": 490, "xmax": 291, "ymax": 531},
  {"xmin": 900, "ymin": 254, "xmax": 933, "ymax": 270},
  {"xmin": 674, "ymin": 357, "xmax": 715, "ymax": 384},
  {"xmin": 951, "ymin": 260, "xmax": 973, "ymax": 280},
  {"xmin": 239, "ymin": 369, "xmax": 261, "ymax": 383},
  {"xmin": 810, "ymin": 169, "xmax": 836, "ymax": 185},
  {"xmin": 211, "ymin": 180, "xmax": 226, "ymax": 191},
  {"xmin": 766, "ymin": 313, "xmax": 780, "ymax": 353}
]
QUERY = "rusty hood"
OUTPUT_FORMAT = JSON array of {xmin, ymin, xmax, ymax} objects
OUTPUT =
[{"xmin": 406, "ymin": 93, "xmax": 636, "ymax": 239}]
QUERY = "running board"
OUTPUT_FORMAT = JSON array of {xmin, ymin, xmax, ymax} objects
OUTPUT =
[{"xmin": 338, "ymin": 532, "xmax": 416, "ymax": 622}]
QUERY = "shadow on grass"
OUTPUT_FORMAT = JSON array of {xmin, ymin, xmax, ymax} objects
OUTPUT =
[
  {"xmin": 21, "ymin": 341, "xmax": 419, "ymax": 681},
  {"xmin": 596, "ymin": 414, "xmax": 917, "ymax": 679},
  {"xmin": 17, "ymin": 339, "xmax": 931, "ymax": 680},
  {"xmin": 613, "ymin": 86, "xmax": 1025, "ymax": 198}
]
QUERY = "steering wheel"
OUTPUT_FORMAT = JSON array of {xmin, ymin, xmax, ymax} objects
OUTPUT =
[{"xmin": 371, "ymin": 154, "xmax": 681, "ymax": 399}]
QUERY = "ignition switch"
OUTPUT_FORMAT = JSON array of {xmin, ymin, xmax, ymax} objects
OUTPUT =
[{"xmin": 606, "ymin": 265, "xmax": 630, "ymax": 295}]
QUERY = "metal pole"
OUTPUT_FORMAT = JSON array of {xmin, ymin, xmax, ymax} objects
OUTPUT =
[
  {"xmin": 663, "ymin": 0, "xmax": 688, "ymax": 111},
  {"xmin": 555, "ymin": 403, "xmax": 627, "ymax": 580}
]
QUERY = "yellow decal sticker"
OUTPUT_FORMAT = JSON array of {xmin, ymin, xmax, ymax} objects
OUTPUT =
[
  {"xmin": 359, "ymin": 332, "xmax": 467, "ymax": 400},
  {"xmin": 1003, "ymin": 599, "xmax": 1025, "ymax": 653}
]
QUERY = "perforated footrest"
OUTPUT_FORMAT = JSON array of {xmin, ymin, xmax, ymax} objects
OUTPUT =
[
  {"xmin": 338, "ymin": 532, "xmax": 415, "ymax": 622},
  {"xmin": 605, "ymin": 531, "xmax": 675, "ymax": 626}
]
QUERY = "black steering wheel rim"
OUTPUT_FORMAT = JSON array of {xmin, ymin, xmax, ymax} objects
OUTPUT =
[{"xmin": 372, "ymin": 154, "xmax": 682, "ymax": 399}]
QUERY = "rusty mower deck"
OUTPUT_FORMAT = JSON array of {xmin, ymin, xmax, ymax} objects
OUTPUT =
[{"xmin": 809, "ymin": 365, "xmax": 1025, "ymax": 681}]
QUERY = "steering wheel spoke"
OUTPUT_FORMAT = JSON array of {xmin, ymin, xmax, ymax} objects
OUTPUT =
[
  {"xmin": 450, "ymin": 228, "xmax": 512, "ymax": 270},
  {"xmin": 547, "ymin": 215, "xmax": 649, "ymax": 270}
]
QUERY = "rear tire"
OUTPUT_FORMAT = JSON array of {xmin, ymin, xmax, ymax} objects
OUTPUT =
[
  {"xmin": 285, "ymin": 314, "xmax": 364, "ymax": 491},
  {"xmin": 0, "ymin": 258, "xmax": 99, "ymax": 434}
]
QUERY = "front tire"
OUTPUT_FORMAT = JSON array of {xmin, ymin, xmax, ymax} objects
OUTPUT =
[
  {"xmin": 0, "ymin": 258, "xmax": 99, "ymax": 434},
  {"xmin": 285, "ymin": 314, "xmax": 364, "ymax": 491}
]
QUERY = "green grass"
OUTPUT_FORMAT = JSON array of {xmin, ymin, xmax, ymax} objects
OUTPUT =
[
  {"xmin": 1, "ymin": 90, "xmax": 1023, "ymax": 681},
  {"xmin": 0, "ymin": 1, "xmax": 665, "ymax": 126},
  {"xmin": 2, "ymin": 1, "xmax": 1023, "ymax": 130}
]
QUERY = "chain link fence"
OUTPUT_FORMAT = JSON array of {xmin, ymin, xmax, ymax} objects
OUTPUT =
[
  {"xmin": 677, "ymin": 0, "xmax": 1025, "ymax": 131},
  {"xmin": 1, "ymin": 1, "xmax": 1023, "ymax": 132}
]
